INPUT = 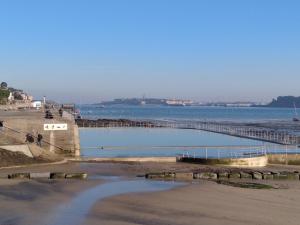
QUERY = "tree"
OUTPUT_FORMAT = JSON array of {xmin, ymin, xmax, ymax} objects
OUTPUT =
[
  {"xmin": 0, "ymin": 89, "xmax": 10, "ymax": 105},
  {"xmin": 0, "ymin": 82, "xmax": 8, "ymax": 89}
]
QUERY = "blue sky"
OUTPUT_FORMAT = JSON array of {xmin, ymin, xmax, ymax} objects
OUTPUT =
[{"xmin": 1, "ymin": 0, "xmax": 300, "ymax": 103}]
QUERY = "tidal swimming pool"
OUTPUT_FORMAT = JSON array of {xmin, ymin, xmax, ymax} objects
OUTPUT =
[{"xmin": 80, "ymin": 128, "xmax": 266, "ymax": 158}]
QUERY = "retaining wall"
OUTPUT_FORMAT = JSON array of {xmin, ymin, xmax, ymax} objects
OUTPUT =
[
  {"xmin": 179, "ymin": 155, "xmax": 268, "ymax": 167},
  {"xmin": 267, "ymin": 154, "xmax": 300, "ymax": 165}
]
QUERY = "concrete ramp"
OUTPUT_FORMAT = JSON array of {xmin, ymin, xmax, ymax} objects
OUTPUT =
[{"xmin": 0, "ymin": 145, "xmax": 33, "ymax": 158}]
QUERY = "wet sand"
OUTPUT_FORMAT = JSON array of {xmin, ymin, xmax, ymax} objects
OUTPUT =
[
  {"xmin": 0, "ymin": 178, "xmax": 103, "ymax": 225},
  {"xmin": 1, "ymin": 162, "xmax": 300, "ymax": 225}
]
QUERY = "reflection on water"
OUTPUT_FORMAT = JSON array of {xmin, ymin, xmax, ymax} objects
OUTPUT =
[{"xmin": 46, "ymin": 178, "xmax": 182, "ymax": 225}]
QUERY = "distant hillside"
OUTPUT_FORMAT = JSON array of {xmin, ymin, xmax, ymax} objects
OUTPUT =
[{"xmin": 265, "ymin": 96, "xmax": 300, "ymax": 108}]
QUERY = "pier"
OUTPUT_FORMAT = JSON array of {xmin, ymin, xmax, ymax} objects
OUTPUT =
[{"xmin": 76, "ymin": 118, "xmax": 300, "ymax": 145}]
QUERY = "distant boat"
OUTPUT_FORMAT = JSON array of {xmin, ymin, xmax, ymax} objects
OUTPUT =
[{"xmin": 293, "ymin": 103, "xmax": 299, "ymax": 122}]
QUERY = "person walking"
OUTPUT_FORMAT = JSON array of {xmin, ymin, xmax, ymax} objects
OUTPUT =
[
  {"xmin": 0, "ymin": 120, "xmax": 3, "ymax": 132},
  {"xmin": 37, "ymin": 133, "xmax": 43, "ymax": 147}
]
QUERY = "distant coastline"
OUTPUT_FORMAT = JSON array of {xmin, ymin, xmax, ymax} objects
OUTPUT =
[
  {"xmin": 254, "ymin": 96, "xmax": 300, "ymax": 108},
  {"xmin": 91, "ymin": 96, "xmax": 300, "ymax": 108}
]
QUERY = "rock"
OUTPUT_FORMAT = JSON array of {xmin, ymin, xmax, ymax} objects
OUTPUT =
[
  {"xmin": 175, "ymin": 172, "xmax": 194, "ymax": 180},
  {"xmin": 50, "ymin": 172, "xmax": 66, "ymax": 179},
  {"xmin": 8, "ymin": 173, "xmax": 30, "ymax": 179},
  {"xmin": 252, "ymin": 172, "xmax": 263, "ymax": 180},
  {"xmin": 195, "ymin": 172, "xmax": 218, "ymax": 180},
  {"xmin": 65, "ymin": 173, "xmax": 88, "ymax": 179},
  {"xmin": 217, "ymin": 172, "xmax": 229, "ymax": 179},
  {"xmin": 240, "ymin": 172, "xmax": 252, "ymax": 179},
  {"xmin": 228, "ymin": 172, "xmax": 241, "ymax": 179},
  {"xmin": 30, "ymin": 172, "xmax": 50, "ymax": 179}
]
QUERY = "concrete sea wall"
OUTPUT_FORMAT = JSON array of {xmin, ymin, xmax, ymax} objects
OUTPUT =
[
  {"xmin": 0, "ymin": 145, "xmax": 33, "ymax": 158},
  {"xmin": 1, "ymin": 110, "xmax": 80, "ymax": 157}
]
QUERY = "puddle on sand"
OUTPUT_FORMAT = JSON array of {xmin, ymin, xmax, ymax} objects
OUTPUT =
[{"xmin": 46, "ymin": 178, "xmax": 182, "ymax": 225}]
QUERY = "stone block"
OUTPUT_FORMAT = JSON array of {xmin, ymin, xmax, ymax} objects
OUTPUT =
[
  {"xmin": 65, "ymin": 173, "xmax": 88, "ymax": 179},
  {"xmin": 263, "ymin": 174, "xmax": 274, "ymax": 180},
  {"xmin": 164, "ymin": 172, "xmax": 176, "ymax": 179},
  {"xmin": 195, "ymin": 172, "xmax": 218, "ymax": 180},
  {"xmin": 145, "ymin": 173, "xmax": 165, "ymax": 179},
  {"xmin": 273, "ymin": 172, "xmax": 299, "ymax": 180},
  {"xmin": 8, "ymin": 173, "xmax": 30, "ymax": 179},
  {"xmin": 30, "ymin": 172, "xmax": 50, "ymax": 179},
  {"xmin": 252, "ymin": 172, "xmax": 263, "ymax": 180},
  {"xmin": 217, "ymin": 172, "xmax": 229, "ymax": 179},
  {"xmin": 228, "ymin": 172, "xmax": 241, "ymax": 179},
  {"xmin": 175, "ymin": 172, "xmax": 194, "ymax": 180},
  {"xmin": 240, "ymin": 172, "xmax": 252, "ymax": 179},
  {"xmin": 50, "ymin": 172, "xmax": 66, "ymax": 179}
]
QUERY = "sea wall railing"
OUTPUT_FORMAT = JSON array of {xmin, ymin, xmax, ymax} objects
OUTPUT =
[{"xmin": 150, "ymin": 120, "xmax": 299, "ymax": 146}]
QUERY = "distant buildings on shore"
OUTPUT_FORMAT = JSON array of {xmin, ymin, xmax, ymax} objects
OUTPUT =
[{"xmin": 98, "ymin": 98, "xmax": 265, "ymax": 107}]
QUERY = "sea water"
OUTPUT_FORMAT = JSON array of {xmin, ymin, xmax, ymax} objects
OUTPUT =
[{"xmin": 79, "ymin": 105, "xmax": 296, "ymax": 121}]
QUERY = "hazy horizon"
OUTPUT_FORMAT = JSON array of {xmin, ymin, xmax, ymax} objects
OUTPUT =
[{"xmin": 1, "ymin": 0, "xmax": 300, "ymax": 103}]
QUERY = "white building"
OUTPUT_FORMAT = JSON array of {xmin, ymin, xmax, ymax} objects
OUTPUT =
[{"xmin": 31, "ymin": 101, "xmax": 42, "ymax": 109}]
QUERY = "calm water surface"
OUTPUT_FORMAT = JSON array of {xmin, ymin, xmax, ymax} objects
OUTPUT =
[{"xmin": 80, "ymin": 128, "xmax": 266, "ymax": 158}]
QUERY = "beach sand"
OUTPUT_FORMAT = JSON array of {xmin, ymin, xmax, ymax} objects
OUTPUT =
[
  {"xmin": 86, "ymin": 180, "xmax": 300, "ymax": 225},
  {"xmin": 1, "ymin": 162, "xmax": 300, "ymax": 225}
]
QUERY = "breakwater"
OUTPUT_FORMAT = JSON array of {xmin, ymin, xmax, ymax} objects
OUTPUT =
[{"xmin": 76, "ymin": 118, "xmax": 155, "ymax": 128}]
